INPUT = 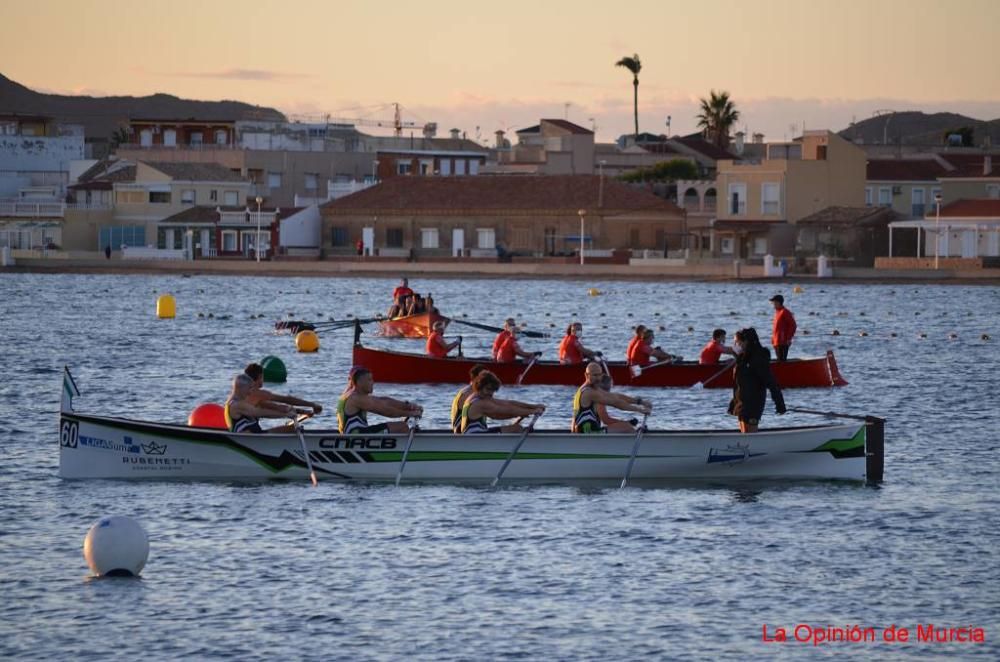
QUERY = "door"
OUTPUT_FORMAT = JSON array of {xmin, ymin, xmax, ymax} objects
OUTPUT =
[
  {"xmin": 362, "ymin": 227, "xmax": 375, "ymax": 256},
  {"xmin": 988, "ymin": 230, "xmax": 1000, "ymax": 257},
  {"xmin": 452, "ymin": 228, "xmax": 464, "ymax": 257},
  {"xmin": 961, "ymin": 230, "xmax": 976, "ymax": 258},
  {"xmin": 200, "ymin": 229, "xmax": 210, "ymax": 257}
]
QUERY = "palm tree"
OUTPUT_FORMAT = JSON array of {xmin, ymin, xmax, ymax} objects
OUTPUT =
[
  {"xmin": 615, "ymin": 54, "xmax": 642, "ymax": 139},
  {"xmin": 696, "ymin": 90, "xmax": 740, "ymax": 148}
]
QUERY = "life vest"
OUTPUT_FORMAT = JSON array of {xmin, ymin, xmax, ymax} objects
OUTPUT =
[
  {"xmin": 337, "ymin": 389, "xmax": 369, "ymax": 434},
  {"xmin": 495, "ymin": 335, "xmax": 518, "ymax": 362},
  {"xmin": 426, "ymin": 331, "xmax": 449, "ymax": 358},
  {"xmin": 571, "ymin": 385, "xmax": 604, "ymax": 433},
  {"xmin": 559, "ymin": 335, "xmax": 583, "ymax": 364}
]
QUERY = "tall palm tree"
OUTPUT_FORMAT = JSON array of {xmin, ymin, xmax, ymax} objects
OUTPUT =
[
  {"xmin": 696, "ymin": 90, "xmax": 741, "ymax": 148},
  {"xmin": 615, "ymin": 54, "xmax": 642, "ymax": 139}
]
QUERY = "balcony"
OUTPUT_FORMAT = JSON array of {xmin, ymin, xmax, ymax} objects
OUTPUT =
[
  {"xmin": 120, "ymin": 142, "xmax": 237, "ymax": 151},
  {"xmin": 0, "ymin": 200, "xmax": 66, "ymax": 218}
]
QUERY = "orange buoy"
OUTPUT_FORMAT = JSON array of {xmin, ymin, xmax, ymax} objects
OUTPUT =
[
  {"xmin": 296, "ymin": 329, "xmax": 320, "ymax": 353},
  {"xmin": 188, "ymin": 403, "xmax": 227, "ymax": 429}
]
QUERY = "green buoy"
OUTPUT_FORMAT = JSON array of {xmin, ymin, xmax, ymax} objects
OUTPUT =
[{"xmin": 261, "ymin": 355, "xmax": 287, "ymax": 383}]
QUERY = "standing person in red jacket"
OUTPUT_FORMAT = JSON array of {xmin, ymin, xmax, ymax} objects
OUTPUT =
[
  {"xmin": 769, "ymin": 294, "xmax": 797, "ymax": 361},
  {"xmin": 491, "ymin": 318, "xmax": 516, "ymax": 360}
]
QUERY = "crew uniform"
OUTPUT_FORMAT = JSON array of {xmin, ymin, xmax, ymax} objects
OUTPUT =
[
  {"xmin": 224, "ymin": 400, "xmax": 263, "ymax": 433},
  {"xmin": 571, "ymin": 385, "xmax": 605, "ymax": 433},
  {"xmin": 460, "ymin": 397, "xmax": 501, "ymax": 434},
  {"xmin": 450, "ymin": 385, "xmax": 473, "ymax": 433},
  {"xmin": 337, "ymin": 389, "xmax": 390, "ymax": 434},
  {"xmin": 559, "ymin": 334, "xmax": 585, "ymax": 364},
  {"xmin": 626, "ymin": 340, "xmax": 652, "ymax": 367}
]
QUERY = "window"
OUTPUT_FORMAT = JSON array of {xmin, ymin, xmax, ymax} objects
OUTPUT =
[
  {"xmin": 753, "ymin": 237, "xmax": 768, "ymax": 255},
  {"xmin": 987, "ymin": 185, "xmax": 1000, "ymax": 199},
  {"xmin": 181, "ymin": 189, "xmax": 195, "ymax": 204},
  {"xmin": 419, "ymin": 160, "xmax": 433, "ymax": 175},
  {"xmin": 116, "ymin": 190, "xmax": 145, "ymax": 204},
  {"xmin": 865, "ymin": 187, "xmax": 873, "ymax": 206},
  {"xmin": 149, "ymin": 191, "xmax": 171, "ymax": 204},
  {"xmin": 396, "ymin": 160, "xmax": 412, "ymax": 175},
  {"xmin": 455, "ymin": 160, "xmax": 467, "ymax": 176},
  {"xmin": 386, "ymin": 228, "xmax": 404, "ymax": 247},
  {"xmin": 140, "ymin": 129, "xmax": 152, "ymax": 147},
  {"xmin": 268, "ymin": 172, "xmax": 282, "ymax": 189},
  {"xmin": 190, "ymin": 131, "xmax": 203, "ymax": 145},
  {"xmin": 761, "ymin": 183, "xmax": 780, "ymax": 215},
  {"xmin": 98, "ymin": 226, "xmax": 146, "ymax": 250},
  {"xmin": 469, "ymin": 160, "xmax": 480, "ymax": 175},
  {"xmin": 476, "ymin": 228, "xmax": 495, "ymax": 249},
  {"xmin": 331, "ymin": 227, "xmax": 349, "ymax": 247},
  {"xmin": 421, "ymin": 228, "xmax": 439, "ymax": 249},
  {"xmin": 629, "ymin": 228, "xmax": 640, "ymax": 247},
  {"xmin": 728, "ymin": 183, "xmax": 746, "ymax": 215},
  {"xmin": 878, "ymin": 187, "xmax": 892, "ymax": 206},
  {"xmin": 164, "ymin": 129, "xmax": 176, "ymax": 147},
  {"xmin": 720, "ymin": 237, "xmax": 734, "ymax": 254},
  {"xmin": 304, "ymin": 173, "xmax": 318, "ymax": 191},
  {"xmin": 210, "ymin": 190, "xmax": 218, "ymax": 202},
  {"xmin": 223, "ymin": 190, "xmax": 239, "ymax": 206},
  {"xmin": 911, "ymin": 188, "xmax": 926, "ymax": 218},
  {"xmin": 215, "ymin": 129, "xmax": 227, "ymax": 145},
  {"xmin": 222, "ymin": 231, "xmax": 237, "ymax": 252},
  {"xmin": 440, "ymin": 159, "xmax": 452, "ymax": 176}
]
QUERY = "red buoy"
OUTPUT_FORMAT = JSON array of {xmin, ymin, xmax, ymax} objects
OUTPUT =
[{"xmin": 188, "ymin": 403, "xmax": 227, "ymax": 429}]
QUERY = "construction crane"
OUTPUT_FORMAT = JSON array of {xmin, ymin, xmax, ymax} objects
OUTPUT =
[{"xmin": 324, "ymin": 103, "xmax": 420, "ymax": 137}]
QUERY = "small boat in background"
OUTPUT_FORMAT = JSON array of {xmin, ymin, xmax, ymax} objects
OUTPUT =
[{"xmin": 377, "ymin": 311, "xmax": 450, "ymax": 338}]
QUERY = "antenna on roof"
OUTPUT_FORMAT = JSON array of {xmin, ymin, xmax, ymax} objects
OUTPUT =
[{"xmin": 564, "ymin": 102, "xmax": 571, "ymax": 120}]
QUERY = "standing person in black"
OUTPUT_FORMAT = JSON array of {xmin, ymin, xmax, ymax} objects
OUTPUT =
[{"xmin": 727, "ymin": 327, "xmax": 786, "ymax": 433}]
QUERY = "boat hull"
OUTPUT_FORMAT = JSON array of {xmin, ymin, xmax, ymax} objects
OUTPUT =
[
  {"xmin": 377, "ymin": 312, "xmax": 449, "ymax": 338},
  {"xmin": 352, "ymin": 345, "xmax": 847, "ymax": 388},
  {"xmin": 58, "ymin": 412, "xmax": 879, "ymax": 483}
]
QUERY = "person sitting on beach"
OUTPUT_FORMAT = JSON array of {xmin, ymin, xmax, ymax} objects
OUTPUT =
[
  {"xmin": 426, "ymin": 320, "xmax": 461, "ymax": 358},
  {"xmin": 559, "ymin": 322, "xmax": 599, "ymax": 364},
  {"xmin": 243, "ymin": 363, "xmax": 323, "ymax": 415},
  {"xmin": 492, "ymin": 318, "xmax": 516, "ymax": 360},
  {"xmin": 572, "ymin": 362, "xmax": 651, "ymax": 433},
  {"xmin": 495, "ymin": 327, "xmax": 540, "ymax": 363},
  {"xmin": 699, "ymin": 329, "xmax": 735, "ymax": 364},
  {"xmin": 627, "ymin": 329, "xmax": 675, "ymax": 367},
  {"xmin": 338, "ymin": 367, "xmax": 423, "ymax": 434},
  {"xmin": 224, "ymin": 374, "xmax": 308, "ymax": 434},
  {"xmin": 459, "ymin": 371, "xmax": 545, "ymax": 434},
  {"xmin": 451, "ymin": 365, "xmax": 487, "ymax": 432}
]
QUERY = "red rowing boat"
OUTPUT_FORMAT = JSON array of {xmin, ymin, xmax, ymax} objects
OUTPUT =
[
  {"xmin": 351, "ymin": 344, "xmax": 848, "ymax": 388},
  {"xmin": 376, "ymin": 311, "xmax": 450, "ymax": 338}
]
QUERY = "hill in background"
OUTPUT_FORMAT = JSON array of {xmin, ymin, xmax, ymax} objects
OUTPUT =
[
  {"xmin": 838, "ymin": 110, "xmax": 1000, "ymax": 146},
  {"xmin": 0, "ymin": 73, "xmax": 285, "ymax": 141}
]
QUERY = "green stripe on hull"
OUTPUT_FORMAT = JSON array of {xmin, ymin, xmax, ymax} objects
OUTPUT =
[{"xmin": 807, "ymin": 426, "xmax": 866, "ymax": 458}]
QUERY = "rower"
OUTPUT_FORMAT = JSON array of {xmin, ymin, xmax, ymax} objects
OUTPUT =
[
  {"xmin": 594, "ymin": 374, "xmax": 641, "ymax": 433},
  {"xmin": 224, "ymin": 374, "xmax": 307, "ymax": 434},
  {"xmin": 243, "ymin": 363, "xmax": 323, "ymax": 415},
  {"xmin": 572, "ymin": 363, "xmax": 651, "ymax": 433},
  {"xmin": 626, "ymin": 325, "xmax": 647, "ymax": 361},
  {"xmin": 559, "ymin": 322, "xmax": 599, "ymax": 364},
  {"xmin": 491, "ymin": 318, "xmax": 516, "ymax": 360},
  {"xmin": 388, "ymin": 278, "xmax": 413, "ymax": 318},
  {"xmin": 495, "ymin": 326, "xmax": 539, "ymax": 363},
  {"xmin": 392, "ymin": 277, "xmax": 413, "ymax": 301},
  {"xmin": 627, "ymin": 328, "xmax": 675, "ymax": 368},
  {"xmin": 426, "ymin": 320, "xmax": 461, "ymax": 358},
  {"xmin": 337, "ymin": 367, "xmax": 423, "ymax": 434},
  {"xmin": 451, "ymin": 365, "xmax": 487, "ymax": 432},
  {"xmin": 460, "ymin": 371, "xmax": 545, "ymax": 434},
  {"xmin": 699, "ymin": 329, "xmax": 735, "ymax": 364}
]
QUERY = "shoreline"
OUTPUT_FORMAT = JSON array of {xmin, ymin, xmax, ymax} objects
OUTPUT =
[{"xmin": 4, "ymin": 258, "xmax": 1000, "ymax": 285}]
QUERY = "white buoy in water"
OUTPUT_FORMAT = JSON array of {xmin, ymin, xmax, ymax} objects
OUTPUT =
[{"xmin": 83, "ymin": 516, "xmax": 149, "ymax": 577}]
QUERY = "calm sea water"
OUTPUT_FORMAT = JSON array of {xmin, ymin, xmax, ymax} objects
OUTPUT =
[{"xmin": 1, "ymin": 272, "xmax": 998, "ymax": 660}]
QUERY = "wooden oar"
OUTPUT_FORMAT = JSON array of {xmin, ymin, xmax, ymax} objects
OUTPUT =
[
  {"xmin": 394, "ymin": 418, "xmax": 419, "ymax": 487},
  {"xmin": 597, "ymin": 353, "xmax": 612, "ymax": 387},
  {"xmin": 292, "ymin": 415, "xmax": 318, "ymax": 487},
  {"xmin": 516, "ymin": 354, "xmax": 540, "ymax": 385},
  {"xmin": 628, "ymin": 358, "xmax": 673, "ymax": 378},
  {"xmin": 491, "ymin": 412, "xmax": 542, "ymax": 487},
  {"xmin": 692, "ymin": 360, "xmax": 735, "ymax": 390},
  {"xmin": 450, "ymin": 318, "xmax": 548, "ymax": 339},
  {"xmin": 620, "ymin": 412, "xmax": 650, "ymax": 489}
]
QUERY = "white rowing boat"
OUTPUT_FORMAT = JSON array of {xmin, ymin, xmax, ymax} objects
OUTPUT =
[{"xmin": 58, "ymin": 369, "xmax": 884, "ymax": 484}]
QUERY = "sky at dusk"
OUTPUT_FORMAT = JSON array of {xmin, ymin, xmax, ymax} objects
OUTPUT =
[{"xmin": 3, "ymin": 0, "xmax": 999, "ymax": 143}]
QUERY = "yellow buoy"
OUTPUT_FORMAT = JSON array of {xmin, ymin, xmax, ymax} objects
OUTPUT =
[
  {"xmin": 792, "ymin": 286, "xmax": 804, "ymax": 294},
  {"xmin": 156, "ymin": 294, "xmax": 176, "ymax": 319},
  {"xmin": 588, "ymin": 288, "xmax": 601, "ymax": 297},
  {"xmin": 295, "ymin": 329, "xmax": 320, "ymax": 353}
]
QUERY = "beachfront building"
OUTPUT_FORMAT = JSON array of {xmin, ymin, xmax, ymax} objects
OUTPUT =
[
  {"xmin": 878, "ymin": 199, "xmax": 1000, "ymax": 270},
  {"xmin": 795, "ymin": 206, "xmax": 897, "ymax": 267},
  {"xmin": 156, "ymin": 204, "xmax": 321, "ymax": 259},
  {"xmin": 713, "ymin": 130, "xmax": 866, "ymax": 259},
  {"xmin": 865, "ymin": 157, "xmax": 948, "ymax": 218},
  {"xmin": 0, "ymin": 114, "xmax": 85, "ymax": 197},
  {"xmin": 320, "ymin": 175, "xmax": 685, "ymax": 260}
]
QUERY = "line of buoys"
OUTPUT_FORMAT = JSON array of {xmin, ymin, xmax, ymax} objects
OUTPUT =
[
  {"xmin": 83, "ymin": 516, "xmax": 149, "ymax": 577},
  {"xmin": 295, "ymin": 329, "xmax": 320, "ymax": 353},
  {"xmin": 859, "ymin": 331, "xmax": 869, "ymax": 337},
  {"xmin": 918, "ymin": 333, "xmax": 927, "ymax": 339},
  {"xmin": 156, "ymin": 294, "xmax": 175, "ymax": 319}
]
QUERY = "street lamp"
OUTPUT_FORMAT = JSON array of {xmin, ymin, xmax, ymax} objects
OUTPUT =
[
  {"xmin": 598, "ymin": 160, "xmax": 606, "ymax": 208},
  {"xmin": 255, "ymin": 195, "xmax": 263, "ymax": 263},
  {"xmin": 934, "ymin": 192, "xmax": 942, "ymax": 269},
  {"xmin": 577, "ymin": 209, "xmax": 586, "ymax": 265}
]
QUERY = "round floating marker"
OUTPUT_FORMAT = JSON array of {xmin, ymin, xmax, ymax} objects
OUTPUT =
[
  {"xmin": 599, "ymin": 312, "xmax": 606, "ymax": 317},
  {"xmin": 207, "ymin": 313, "xmax": 214, "ymax": 319},
  {"xmin": 792, "ymin": 286, "xmax": 804, "ymax": 294},
  {"xmin": 654, "ymin": 312, "xmax": 660, "ymax": 316},
  {"xmin": 802, "ymin": 329, "xmax": 810, "ymax": 335},
  {"xmin": 187, "ymin": 403, "xmax": 227, "ymax": 429},
  {"xmin": 859, "ymin": 312, "xmax": 866, "ymax": 317},
  {"xmin": 626, "ymin": 313, "xmax": 633, "ymax": 317},
  {"xmin": 658, "ymin": 325, "xmax": 665, "ymax": 331},
  {"xmin": 918, "ymin": 333, "xmax": 927, "ymax": 339},
  {"xmin": 156, "ymin": 294, "xmax": 176, "ymax": 319},
  {"xmin": 859, "ymin": 331, "xmax": 869, "ymax": 337},
  {"xmin": 982, "ymin": 334, "xmax": 991, "ymax": 341},
  {"xmin": 890, "ymin": 332, "xmax": 898, "ymax": 338},
  {"xmin": 831, "ymin": 329, "xmax": 840, "ymax": 336},
  {"xmin": 948, "ymin": 333, "xmax": 958, "ymax": 340},
  {"xmin": 914, "ymin": 312, "xmax": 920, "ymax": 316},
  {"xmin": 83, "ymin": 516, "xmax": 149, "ymax": 577},
  {"xmin": 687, "ymin": 326, "xmax": 694, "ymax": 332},
  {"xmin": 198, "ymin": 312, "xmax": 204, "ymax": 318},
  {"xmin": 261, "ymin": 355, "xmax": 287, "ymax": 383},
  {"xmin": 588, "ymin": 288, "xmax": 601, "ymax": 296},
  {"xmin": 295, "ymin": 330, "xmax": 320, "ymax": 353}
]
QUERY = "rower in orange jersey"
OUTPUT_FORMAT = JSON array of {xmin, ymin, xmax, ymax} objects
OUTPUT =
[
  {"xmin": 495, "ymin": 326, "xmax": 540, "ymax": 363},
  {"xmin": 626, "ymin": 328, "xmax": 674, "ymax": 368},
  {"xmin": 491, "ymin": 318, "xmax": 516, "ymax": 360},
  {"xmin": 558, "ymin": 321, "xmax": 599, "ymax": 364},
  {"xmin": 625, "ymin": 325, "xmax": 647, "ymax": 361},
  {"xmin": 426, "ymin": 320, "xmax": 461, "ymax": 358},
  {"xmin": 699, "ymin": 328, "xmax": 736, "ymax": 364}
]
